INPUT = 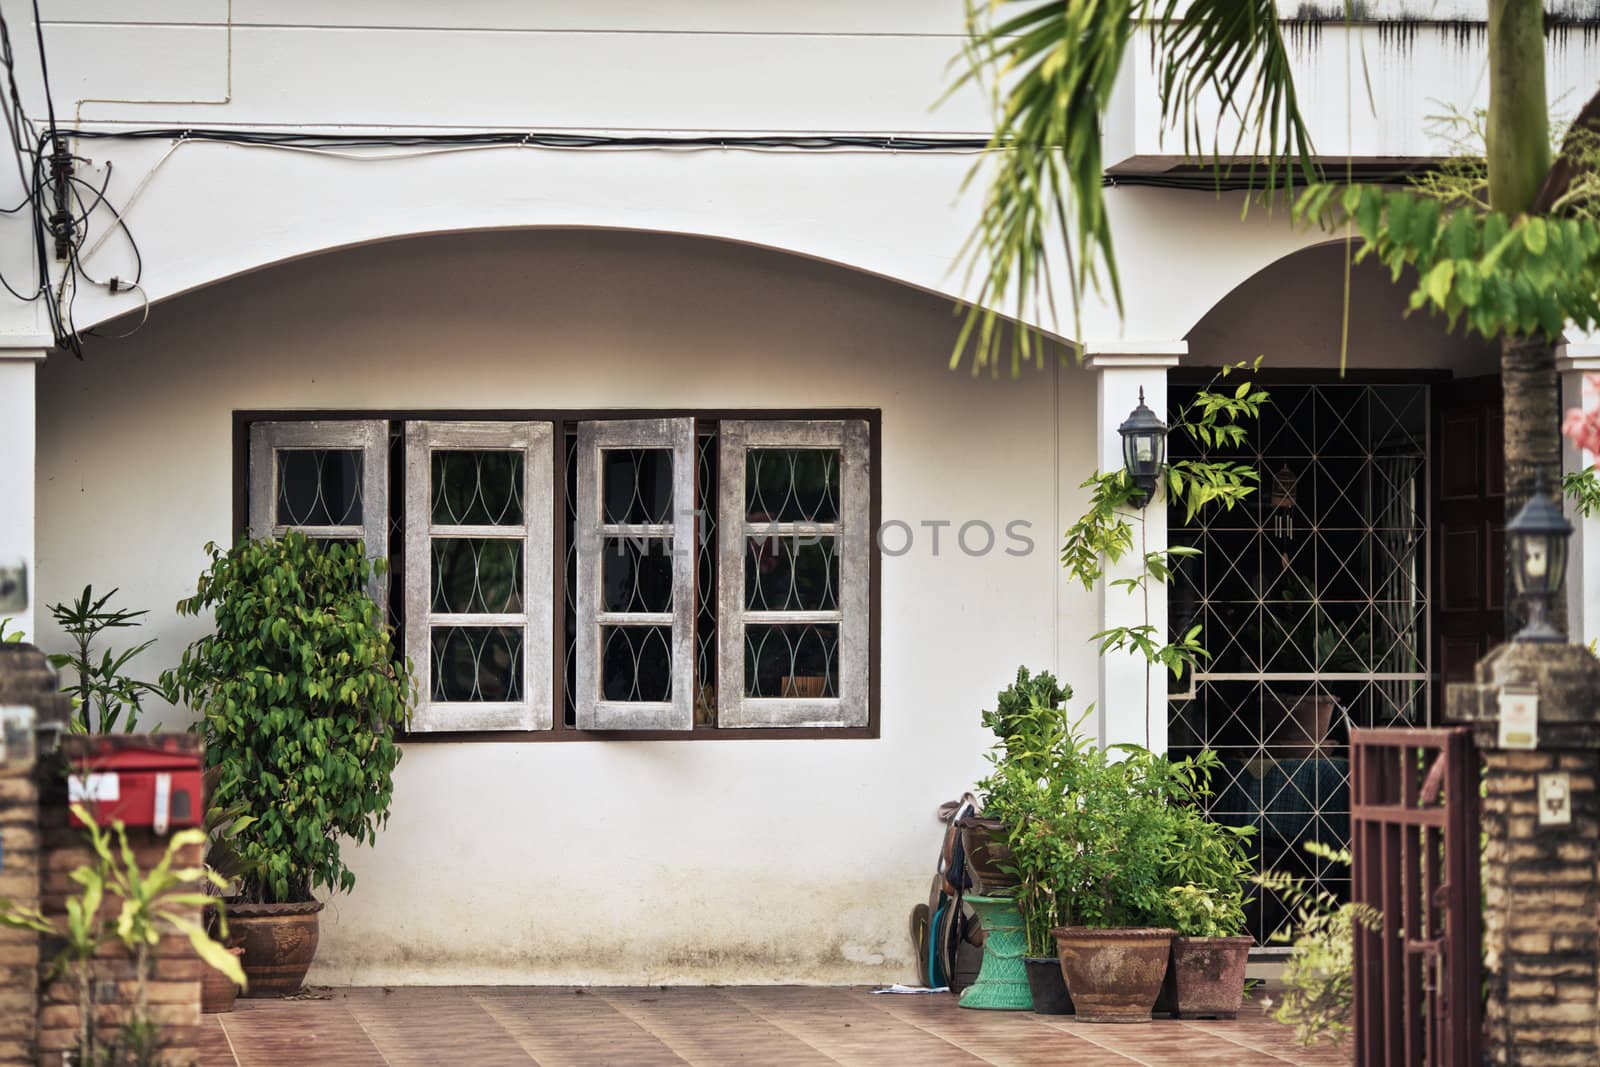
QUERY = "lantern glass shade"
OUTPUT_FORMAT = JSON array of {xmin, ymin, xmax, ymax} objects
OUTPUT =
[
  {"xmin": 1118, "ymin": 388, "xmax": 1168, "ymax": 507},
  {"xmin": 1511, "ymin": 529, "xmax": 1567, "ymax": 597},
  {"xmin": 1505, "ymin": 476, "xmax": 1573, "ymax": 641}
]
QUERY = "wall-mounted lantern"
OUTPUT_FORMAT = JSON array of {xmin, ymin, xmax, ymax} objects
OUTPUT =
[
  {"xmin": 1507, "ymin": 473, "xmax": 1572, "ymax": 643},
  {"xmin": 1118, "ymin": 388, "xmax": 1168, "ymax": 509}
]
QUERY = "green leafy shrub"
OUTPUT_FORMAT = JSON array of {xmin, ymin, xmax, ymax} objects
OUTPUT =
[
  {"xmin": 164, "ymin": 534, "xmax": 414, "ymax": 903},
  {"xmin": 47, "ymin": 585, "xmax": 169, "ymax": 734},
  {"xmin": 978, "ymin": 680, "xmax": 1255, "ymax": 953},
  {"xmin": 982, "ymin": 666, "xmax": 1069, "ymax": 749},
  {"xmin": 1257, "ymin": 842, "xmax": 1379, "ymax": 1047}
]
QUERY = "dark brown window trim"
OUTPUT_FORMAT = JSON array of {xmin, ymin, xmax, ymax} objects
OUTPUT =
[{"xmin": 232, "ymin": 408, "xmax": 883, "ymax": 742}]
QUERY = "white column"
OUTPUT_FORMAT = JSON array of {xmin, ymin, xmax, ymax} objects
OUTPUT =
[
  {"xmin": 1558, "ymin": 339, "xmax": 1600, "ymax": 647},
  {"xmin": 0, "ymin": 348, "xmax": 43, "ymax": 640},
  {"xmin": 1087, "ymin": 342, "xmax": 1183, "ymax": 753}
]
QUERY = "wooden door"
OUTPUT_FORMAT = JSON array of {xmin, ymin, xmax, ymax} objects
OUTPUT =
[{"xmin": 1431, "ymin": 376, "xmax": 1504, "ymax": 711}]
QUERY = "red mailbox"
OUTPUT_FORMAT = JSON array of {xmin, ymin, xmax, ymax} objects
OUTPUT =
[{"xmin": 67, "ymin": 736, "xmax": 204, "ymax": 834}]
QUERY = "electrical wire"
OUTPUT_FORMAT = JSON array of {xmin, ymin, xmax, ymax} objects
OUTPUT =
[{"xmin": 65, "ymin": 127, "xmax": 993, "ymax": 153}]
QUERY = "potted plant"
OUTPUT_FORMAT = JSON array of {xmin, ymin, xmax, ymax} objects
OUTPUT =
[
  {"xmin": 976, "ymin": 682, "xmax": 1083, "ymax": 1014},
  {"xmin": 1159, "ymin": 883, "xmax": 1254, "ymax": 1019},
  {"xmin": 1042, "ymin": 746, "xmax": 1180, "ymax": 1023},
  {"xmin": 165, "ymin": 533, "xmax": 414, "ymax": 996},
  {"xmin": 200, "ymin": 765, "xmax": 258, "ymax": 1013},
  {"xmin": 963, "ymin": 667, "xmax": 1070, "ymax": 896}
]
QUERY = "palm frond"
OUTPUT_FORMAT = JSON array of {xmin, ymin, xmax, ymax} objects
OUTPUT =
[
  {"xmin": 1152, "ymin": 0, "xmax": 1316, "ymax": 192},
  {"xmin": 953, "ymin": 0, "xmax": 1314, "ymax": 375}
]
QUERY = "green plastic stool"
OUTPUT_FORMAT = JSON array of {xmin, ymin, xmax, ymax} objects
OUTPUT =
[{"xmin": 959, "ymin": 894, "xmax": 1033, "ymax": 1010}]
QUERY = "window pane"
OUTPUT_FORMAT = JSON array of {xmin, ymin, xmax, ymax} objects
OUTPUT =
[
  {"xmin": 745, "ymin": 536, "xmax": 837, "ymax": 612},
  {"xmin": 432, "ymin": 450, "xmax": 524, "ymax": 526},
  {"xmin": 745, "ymin": 623, "xmax": 839, "ymax": 698},
  {"xmin": 601, "ymin": 625, "xmax": 673, "ymax": 702},
  {"xmin": 746, "ymin": 449, "xmax": 839, "ymax": 524},
  {"xmin": 431, "ymin": 626, "xmax": 523, "ymax": 702},
  {"xmin": 601, "ymin": 448, "xmax": 674, "ymax": 524},
  {"xmin": 431, "ymin": 538, "xmax": 523, "ymax": 614},
  {"xmin": 277, "ymin": 449, "xmax": 362, "ymax": 526},
  {"xmin": 602, "ymin": 538, "xmax": 674, "ymax": 614}
]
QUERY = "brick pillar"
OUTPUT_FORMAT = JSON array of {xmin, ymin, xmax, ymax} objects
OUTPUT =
[
  {"xmin": 1450, "ymin": 640, "xmax": 1600, "ymax": 1066},
  {"xmin": 0, "ymin": 644, "xmax": 71, "ymax": 1067},
  {"xmin": 38, "ymin": 735, "xmax": 206, "ymax": 1067}
]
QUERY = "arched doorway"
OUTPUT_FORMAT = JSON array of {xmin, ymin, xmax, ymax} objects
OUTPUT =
[{"xmin": 1166, "ymin": 243, "xmax": 1500, "ymax": 943}]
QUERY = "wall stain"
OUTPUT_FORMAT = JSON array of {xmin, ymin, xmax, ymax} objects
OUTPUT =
[{"xmin": 1282, "ymin": 3, "xmax": 1600, "ymax": 56}]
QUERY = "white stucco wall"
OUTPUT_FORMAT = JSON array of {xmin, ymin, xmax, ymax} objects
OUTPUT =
[
  {"xmin": 35, "ymin": 228, "xmax": 1103, "ymax": 984},
  {"xmin": 8, "ymin": 0, "xmax": 1585, "ymax": 987},
  {"xmin": 0, "ymin": 0, "xmax": 1593, "ymax": 345}
]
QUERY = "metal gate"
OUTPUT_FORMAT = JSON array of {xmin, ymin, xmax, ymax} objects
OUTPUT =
[
  {"xmin": 1168, "ymin": 379, "xmax": 1432, "ymax": 943},
  {"xmin": 1350, "ymin": 727, "xmax": 1481, "ymax": 1067}
]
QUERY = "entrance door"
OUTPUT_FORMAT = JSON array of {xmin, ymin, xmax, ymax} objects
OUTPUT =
[
  {"xmin": 1168, "ymin": 377, "xmax": 1432, "ymax": 943},
  {"xmin": 1431, "ymin": 376, "xmax": 1505, "ymax": 711}
]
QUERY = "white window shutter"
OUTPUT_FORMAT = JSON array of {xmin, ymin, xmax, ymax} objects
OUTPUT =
[{"xmin": 574, "ymin": 418, "xmax": 696, "ymax": 731}]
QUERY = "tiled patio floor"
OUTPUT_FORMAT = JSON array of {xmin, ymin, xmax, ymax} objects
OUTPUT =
[{"xmin": 194, "ymin": 986, "xmax": 1351, "ymax": 1066}]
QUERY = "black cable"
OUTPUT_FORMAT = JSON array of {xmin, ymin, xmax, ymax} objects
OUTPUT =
[
  {"xmin": 64, "ymin": 127, "xmax": 994, "ymax": 153},
  {"xmin": 68, "ymin": 164, "xmax": 112, "ymax": 229},
  {"xmin": 28, "ymin": 0, "xmax": 56, "ymax": 133}
]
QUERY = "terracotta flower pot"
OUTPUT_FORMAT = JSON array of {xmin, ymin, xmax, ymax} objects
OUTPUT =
[
  {"xmin": 201, "ymin": 946, "xmax": 245, "ymax": 1013},
  {"xmin": 230, "ymin": 900, "xmax": 323, "ymax": 997},
  {"xmin": 956, "ymin": 816, "xmax": 1018, "ymax": 894},
  {"xmin": 1051, "ymin": 927, "xmax": 1176, "ymax": 1023},
  {"xmin": 1024, "ymin": 956, "xmax": 1074, "ymax": 1014},
  {"xmin": 1162, "ymin": 935, "xmax": 1253, "ymax": 1019}
]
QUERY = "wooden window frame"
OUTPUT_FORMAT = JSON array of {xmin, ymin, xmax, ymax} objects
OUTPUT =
[
  {"xmin": 248, "ymin": 419, "xmax": 390, "ymax": 613},
  {"xmin": 573, "ymin": 418, "xmax": 696, "ymax": 731},
  {"xmin": 403, "ymin": 420, "xmax": 555, "ymax": 733},
  {"xmin": 717, "ymin": 419, "xmax": 870, "ymax": 727},
  {"xmin": 233, "ymin": 408, "xmax": 881, "ymax": 742}
]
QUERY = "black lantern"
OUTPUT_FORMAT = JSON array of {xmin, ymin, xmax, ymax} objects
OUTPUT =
[
  {"xmin": 1119, "ymin": 387, "xmax": 1169, "ymax": 509},
  {"xmin": 1507, "ymin": 472, "xmax": 1573, "ymax": 642}
]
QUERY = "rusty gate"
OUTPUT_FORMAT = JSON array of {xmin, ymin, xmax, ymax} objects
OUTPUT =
[{"xmin": 1350, "ymin": 727, "xmax": 1482, "ymax": 1067}]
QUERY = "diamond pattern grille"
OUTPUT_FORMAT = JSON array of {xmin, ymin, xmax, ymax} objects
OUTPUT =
[{"xmin": 1168, "ymin": 381, "xmax": 1430, "ymax": 943}]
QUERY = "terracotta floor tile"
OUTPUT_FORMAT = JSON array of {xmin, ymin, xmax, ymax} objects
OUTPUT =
[
  {"xmin": 217, "ymin": 999, "xmax": 387, "ymax": 1067},
  {"xmin": 342, "ymin": 988, "xmax": 534, "ymax": 1066},
  {"xmin": 194, "ymin": 985, "xmax": 1350, "ymax": 1067},
  {"xmin": 476, "ymin": 987, "xmax": 691, "ymax": 1066}
]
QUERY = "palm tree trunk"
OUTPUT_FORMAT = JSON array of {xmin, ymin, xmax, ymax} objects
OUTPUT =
[
  {"xmin": 1486, "ymin": 0, "xmax": 1550, "ymax": 213},
  {"xmin": 1501, "ymin": 334, "xmax": 1563, "ymax": 516},
  {"xmin": 1488, "ymin": 0, "xmax": 1562, "ymax": 632}
]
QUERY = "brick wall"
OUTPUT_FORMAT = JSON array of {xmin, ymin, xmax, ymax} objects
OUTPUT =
[
  {"xmin": 37, "ymin": 800, "xmax": 206, "ymax": 1066},
  {"xmin": 1452, "ymin": 641, "xmax": 1600, "ymax": 1067},
  {"xmin": 1480, "ymin": 747, "xmax": 1600, "ymax": 1066},
  {"xmin": 0, "ymin": 766, "xmax": 40, "ymax": 1067},
  {"xmin": 0, "ymin": 644, "xmax": 70, "ymax": 1067},
  {"xmin": 36, "ymin": 735, "xmax": 207, "ymax": 1067}
]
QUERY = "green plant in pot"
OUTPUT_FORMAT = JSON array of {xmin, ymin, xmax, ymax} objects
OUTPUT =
[
  {"xmin": 977, "ymin": 691, "xmax": 1089, "ymax": 1014},
  {"xmin": 164, "ymin": 533, "xmax": 414, "ymax": 997},
  {"xmin": 1041, "ymin": 745, "xmax": 1231, "ymax": 1024},
  {"xmin": 1127, "ymin": 763, "xmax": 1258, "ymax": 1019},
  {"xmin": 964, "ymin": 666, "xmax": 1070, "ymax": 897}
]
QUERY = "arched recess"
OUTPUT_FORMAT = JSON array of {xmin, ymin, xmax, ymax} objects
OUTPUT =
[{"xmin": 1183, "ymin": 237, "xmax": 1498, "ymax": 374}]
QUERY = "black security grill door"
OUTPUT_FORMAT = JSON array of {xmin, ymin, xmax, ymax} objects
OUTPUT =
[{"xmin": 1167, "ymin": 379, "xmax": 1431, "ymax": 943}]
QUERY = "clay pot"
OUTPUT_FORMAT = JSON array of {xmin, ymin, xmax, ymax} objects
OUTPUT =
[
  {"xmin": 230, "ymin": 900, "xmax": 323, "ymax": 997},
  {"xmin": 201, "ymin": 946, "xmax": 245, "ymax": 1013},
  {"xmin": 956, "ymin": 817, "xmax": 1018, "ymax": 894},
  {"xmin": 1051, "ymin": 927, "xmax": 1176, "ymax": 1023},
  {"xmin": 780, "ymin": 675, "xmax": 827, "ymax": 698},
  {"xmin": 1162, "ymin": 935, "xmax": 1253, "ymax": 1019},
  {"xmin": 1024, "ymin": 956, "xmax": 1073, "ymax": 1014}
]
